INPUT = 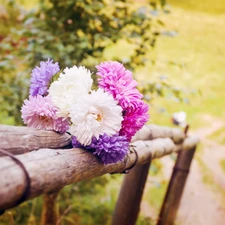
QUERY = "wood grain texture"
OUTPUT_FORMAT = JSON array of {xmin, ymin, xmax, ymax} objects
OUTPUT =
[
  {"xmin": 0, "ymin": 136, "xmax": 199, "ymax": 211},
  {"xmin": 132, "ymin": 124, "xmax": 186, "ymax": 144},
  {"xmin": 0, "ymin": 125, "xmax": 71, "ymax": 155},
  {"xmin": 0, "ymin": 124, "xmax": 185, "ymax": 155}
]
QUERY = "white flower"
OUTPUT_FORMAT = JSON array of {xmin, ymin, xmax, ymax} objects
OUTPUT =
[
  {"xmin": 48, "ymin": 66, "xmax": 93, "ymax": 117},
  {"xmin": 69, "ymin": 89, "xmax": 123, "ymax": 146}
]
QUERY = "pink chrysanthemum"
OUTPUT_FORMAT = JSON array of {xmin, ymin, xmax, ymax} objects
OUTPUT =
[
  {"xmin": 96, "ymin": 60, "xmax": 149, "ymax": 140},
  {"xmin": 120, "ymin": 100, "xmax": 149, "ymax": 141},
  {"xmin": 21, "ymin": 95, "xmax": 69, "ymax": 133},
  {"xmin": 96, "ymin": 61, "xmax": 143, "ymax": 109}
]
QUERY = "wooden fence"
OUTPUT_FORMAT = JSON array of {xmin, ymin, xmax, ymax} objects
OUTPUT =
[{"xmin": 0, "ymin": 124, "xmax": 199, "ymax": 225}]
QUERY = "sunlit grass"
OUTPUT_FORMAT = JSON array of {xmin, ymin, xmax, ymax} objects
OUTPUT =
[
  {"xmin": 0, "ymin": 0, "xmax": 38, "ymax": 9},
  {"xmin": 136, "ymin": 8, "xmax": 225, "ymax": 129},
  {"xmin": 144, "ymin": 181, "xmax": 168, "ymax": 212},
  {"xmin": 105, "ymin": 6, "xmax": 225, "ymax": 130},
  {"xmin": 208, "ymin": 127, "xmax": 225, "ymax": 145},
  {"xmin": 220, "ymin": 159, "xmax": 225, "ymax": 174},
  {"xmin": 167, "ymin": 0, "xmax": 225, "ymax": 15}
]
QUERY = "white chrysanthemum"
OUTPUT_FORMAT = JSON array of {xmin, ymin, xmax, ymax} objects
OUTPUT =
[
  {"xmin": 69, "ymin": 89, "xmax": 123, "ymax": 146},
  {"xmin": 48, "ymin": 66, "xmax": 93, "ymax": 117}
]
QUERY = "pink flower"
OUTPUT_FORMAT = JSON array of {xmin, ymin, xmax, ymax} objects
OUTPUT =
[
  {"xmin": 21, "ymin": 95, "xmax": 69, "ymax": 133},
  {"xmin": 96, "ymin": 61, "xmax": 149, "ymax": 140},
  {"xmin": 96, "ymin": 61, "xmax": 143, "ymax": 110},
  {"xmin": 120, "ymin": 100, "xmax": 149, "ymax": 141}
]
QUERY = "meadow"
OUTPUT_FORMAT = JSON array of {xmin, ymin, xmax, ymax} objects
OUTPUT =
[
  {"xmin": 107, "ymin": 1, "xmax": 225, "ymax": 130},
  {"xmin": 137, "ymin": 1, "xmax": 225, "ymax": 221}
]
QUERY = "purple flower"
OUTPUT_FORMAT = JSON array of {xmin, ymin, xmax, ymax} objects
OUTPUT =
[
  {"xmin": 96, "ymin": 61, "xmax": 143, "ymax": 110},
  {"xmin": 120, "ymin": 100, "xmax": 149, "ymax": 141},
  {"xmin": 29, "ymin": 59, "xmax": 60, "ymax": 96},
  {"xmin": 92, "ymin": 134, "xmax": 129, "ymax": 165},
  {"xmin": 72, "ymin": 134, "xmax": 129, "ymax": 165},
  {"xmin": 21, "ymin": 95, "xmax": 69, "ymax": 133},
  {"xmin": 72, "ymin": 136, "xmax": 84, "ymax": 148}
]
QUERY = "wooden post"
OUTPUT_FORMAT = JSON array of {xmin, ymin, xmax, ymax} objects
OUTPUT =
[
  {"xmin": 157, "ymin": 146, "xmax": 196, "ymax": 225},
  {"xmin": 41, "ymin": 191, "xmax": 60, "ymax": 225},
  {"xmin": 111, "ymin": 161, "xmax": 151, "ymax": 225}
]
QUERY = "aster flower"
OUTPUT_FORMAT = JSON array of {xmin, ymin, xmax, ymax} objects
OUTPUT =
[
  {"xmin": 48, "ymin": 66, "xmax": 93, "ymax": 117},
  {"xmin": 29, "ymin": 59, "xmax": 60, "ymax": 96},
  {"xmin": 120, "ymin": 100, "xmax": 149, "ymax": 141},
  {"xmin": 72, "ymin": 136, "xmax": 94, "ymax": 151},
  {"xmin": 72, "ymin": 136, "xmax": 83, "ymax": 149},
  {"xmin": 21, "ymin": 95, "xmax": 69, "ymax": 133},
  {"xmin": 96, "ymin": 61, "xmax": 149, "ymax": 140},
  {"xmin": 72, "ymin": 134, "xmax": 129, "ymax": 165},
  {"xmin": 92, "ymin": 134, "xmax": 129, "ymax": 165},
  {"xmin": 96, "ymin": 61, "xmax": 143, "ymax": 109},
  {"xmin": 69, "ymin": 88, "xmax": 123, "ymax": 146}
]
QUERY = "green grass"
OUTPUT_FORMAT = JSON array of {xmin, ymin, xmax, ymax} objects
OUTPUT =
[
  {"xmin": 144, "ymin": 181, "xmax": 167, "ymax": 212},
  {"xmin": 136, "ymin": 7, "xmax": 225, "ymax": 129},
  {"xmin": 208, "ymin": 127, "xmax": 225, "ymax": 145},
  {"xmin": 105, "ymin": 5, "xmax": 225, "ymax": 130},
  {"xmin": 220, "ymin": 159, "xmax": 225, "ymax": 174},
  {"xmin": 167, "ymin": 0, "xmax": 225, "ymax": 15},
  {"xmin": 196, "ymin": 155, "xmax": 214, "ymax": 185}
]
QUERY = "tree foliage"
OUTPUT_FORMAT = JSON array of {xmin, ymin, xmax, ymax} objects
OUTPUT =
[
  {"xmin": 6, "ymin": 0, "xmax": 164, "ymax": 68},
  {"xmin": 0, "ymin": 0, "xmax": 168, "ymax": 124}
]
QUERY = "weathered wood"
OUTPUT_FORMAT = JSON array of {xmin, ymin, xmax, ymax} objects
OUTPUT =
[
  {"xmin": 41, "ymin": 192, "xmax": 60, "ymax": 225},
  {"xmin": 0, "ymin": 125, "xmax": 71, "ymax": 155},
  {"xmin": 0, "ymin": 124, "xmax": 185, "ymax": 155},
  {"xmin": 132, "ymin": 124, "xmax": 186, "ymax": 144},
  {"xmin": 111, "ymin": 161, "xmax": 151, "ymax": 225},
  {"xmin": 0, "ymin": 136, "xmax": 199, "ymax": 211},
  {"xmin": 157, "ymin": 146, "xmax": 196, "ymax": 225}
]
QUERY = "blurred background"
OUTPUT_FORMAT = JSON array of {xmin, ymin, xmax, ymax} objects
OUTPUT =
[{"xmin": 0, "ymin": 0, "xmax": 225, "ymax": 224}]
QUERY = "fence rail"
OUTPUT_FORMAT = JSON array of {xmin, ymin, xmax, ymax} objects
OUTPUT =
[{"xmin": 0, "ymin": 124, "xmax": 199, "ymax": 225}]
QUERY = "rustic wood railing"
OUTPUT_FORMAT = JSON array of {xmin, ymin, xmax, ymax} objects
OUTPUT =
[{"xmin": 0, "ymin": 124, "xmax": 199, "ymax": 225}]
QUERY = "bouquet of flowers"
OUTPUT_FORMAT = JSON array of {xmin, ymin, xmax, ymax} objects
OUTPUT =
[{"xmin": 21, "ymin": 59, "xmax": 149, "ymax": 164}]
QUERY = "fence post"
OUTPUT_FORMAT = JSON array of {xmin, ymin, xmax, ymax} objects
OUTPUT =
[
  {"xmin": 111, "ymin": 161, "xmax": 151, "ymax": 225},
  {"xmin": 41, "ymin": 191, "xmax": 60, "ymax": 225},
  {"xmin": 157, "ymin": 146, "xmax": 196, "ymax": 225}
]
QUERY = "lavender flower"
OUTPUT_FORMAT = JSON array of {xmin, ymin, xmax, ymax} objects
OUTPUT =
[
  {"xmin": 92, "ymin": 134, "xmax": 129, "ymax": 165},
  {"xmin": 72, "ymin": 134, "xmax": 129, "ymax": 165},
  {"xmin": 29, "ymin": 59, "xmax": 60, "ymax": 96},
  {"xmin": 72, "ymin": 136, "xmax": 85, "ymax": 149}
]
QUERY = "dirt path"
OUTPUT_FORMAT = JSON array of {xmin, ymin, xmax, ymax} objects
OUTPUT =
[
  {"xmin": 141, "ymin": 116, "xmax": 225, "ymax": 225},
  {"xmin": 176, "ymin": 118, "xmax": 225, "ymax": 225}
]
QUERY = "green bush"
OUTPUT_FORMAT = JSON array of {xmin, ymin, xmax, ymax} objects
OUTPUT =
[
  {"xmin": 0, "ymin": 0, "xmax": 169, "ymax": 125},
  {"xmin": 13, "ymin": 0, "xmax": 164, "ymax": 69}
]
